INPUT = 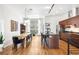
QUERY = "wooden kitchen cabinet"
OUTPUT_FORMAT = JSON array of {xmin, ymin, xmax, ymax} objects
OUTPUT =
[
  {"xmin": 48, "ymin": 34, "xmax": 59, "ymax": 49},
  {"xmin": 59, "ymin": 15, "xmax": 79, "ymax": 48}
]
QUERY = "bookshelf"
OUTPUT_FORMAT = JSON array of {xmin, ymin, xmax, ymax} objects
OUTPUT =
[{"xmin": 45, "ymin": 23, "xmax": 51, "ymax": 35}]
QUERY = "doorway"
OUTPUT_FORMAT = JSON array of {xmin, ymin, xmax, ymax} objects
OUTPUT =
[{"xmin": 30, "ymin": 19, "xmax": 38, "ymax": 36}]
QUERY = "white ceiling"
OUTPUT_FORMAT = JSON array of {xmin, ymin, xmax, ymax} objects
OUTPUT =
[
  {"xmin": 3, "ymin": 4, "xmax": 79, "ymax": 18},
  {"xmin": 49, "ymin": 4, "xmax": 79, "ymax": 16},
  {"xmin": 7, "ymin": 4, "xmax": 52, "ymax": 18}
]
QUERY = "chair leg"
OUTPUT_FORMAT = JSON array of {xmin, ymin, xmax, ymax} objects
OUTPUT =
[
  {"xmin": 21, "ymin": 41, "xmax": 24, "ymax": 48},
  {"xmin": 41, "ymin": 38, "xmax": 43, "ymax": 46},
  {"xmin": 13, "ymin": 44, "xmax": 17, "ymax": 51}
]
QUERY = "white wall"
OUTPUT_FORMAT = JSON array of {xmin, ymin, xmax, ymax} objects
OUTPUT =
[
  {"xmin": 45, "ymin": 12, "xmax": 69, "ymax": 34},
  {"xmin": 45, "ymin": 16, "xmax": 57, "ymax": 34},
  {"xmin": 40, "ymin": 17, "xmax": 45, "ymax": 33},
  {"xmin": 0, "ymin": 20, "xmax": 4, "ymax": 35},
  {"xmin": 0, "ymin": 5, "xmax": 23, "ymax": 47},
  {"xmin": 38, "ymin": 19, "xmax": 41, "ymax": 35},
  {"xmin": 25, "ymin": 20, "xmax": 30, "ymax": 34}
]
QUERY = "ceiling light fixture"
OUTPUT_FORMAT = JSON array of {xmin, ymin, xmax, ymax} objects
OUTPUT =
[
  {"xmin": 48, "ymin": 4, "xmax": 55, "ymax": 13},
  {"xmin": 23, "ymin": 8, "xmax": 29, "ymax": 24}
]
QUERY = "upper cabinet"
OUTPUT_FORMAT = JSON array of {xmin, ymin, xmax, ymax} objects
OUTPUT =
[
  {"xmin": 59, "ymin": 19, "xmax": 70, "ymax": 28},
  {"xmin": 59, "ymin": 15, "xmax": 79, "ymax": 28}
]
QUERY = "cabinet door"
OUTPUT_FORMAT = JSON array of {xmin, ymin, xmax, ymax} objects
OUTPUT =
[
  {"xmin": 52, "ymin": 35, "xmax": 59, "ymax": 48},
  {"xmin": 60, "ymin": 33, "xmax": 68, "ymax": 41},
  {"xmin": 48, "ymin": 35, "xmax": 59, "ymax": 49}
]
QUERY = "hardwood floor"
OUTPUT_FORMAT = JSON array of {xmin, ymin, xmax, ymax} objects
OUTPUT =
[{"xmin": 0, "ymin": 36, "xmax": 79, "ymax": 55}]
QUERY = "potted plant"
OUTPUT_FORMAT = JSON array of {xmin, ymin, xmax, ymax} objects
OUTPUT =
[
  {"xmin": 0, "ymin": 32, "xmax": 5, "ymax": 44},
  {"xmin": 0, "ymin": 32, "xmax": 5, "ymax": 52}
]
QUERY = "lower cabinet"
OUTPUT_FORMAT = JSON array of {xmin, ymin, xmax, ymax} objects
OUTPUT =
[
  {"xmin": 48, "ymin": 34, "xmax": 59, "ymax": 49},
  {"xmin": 60, "ymin": 32, "xmax": 79, "ymax": 48}
]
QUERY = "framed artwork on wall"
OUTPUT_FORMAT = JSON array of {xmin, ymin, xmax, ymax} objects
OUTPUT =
[{"xmin": 11, "ymin": 20, "xmax": 18, "ymax": 32}]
